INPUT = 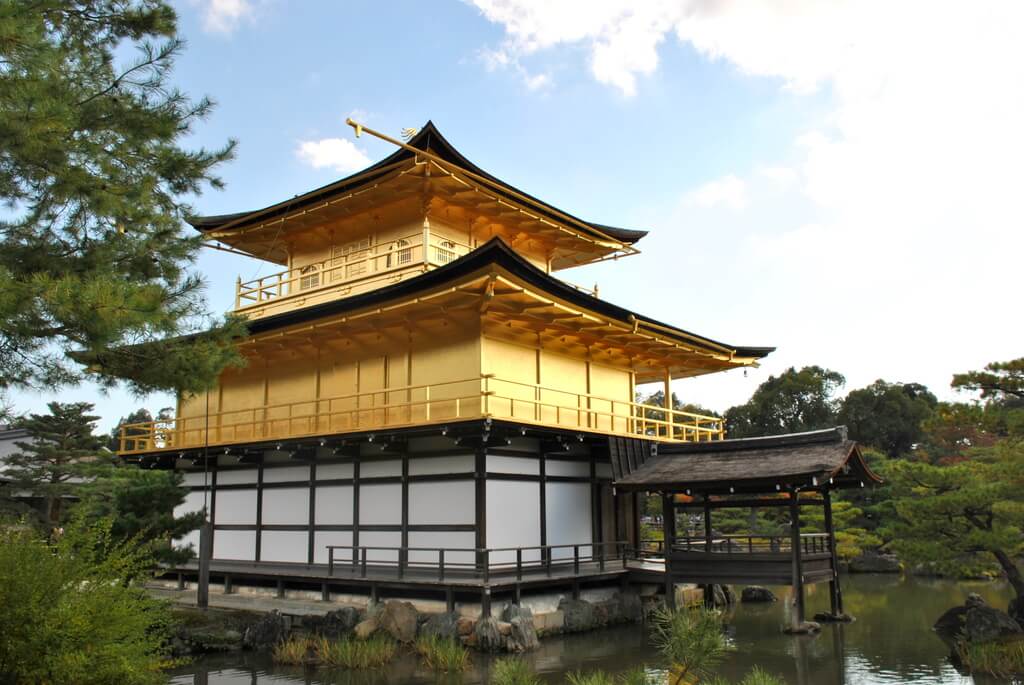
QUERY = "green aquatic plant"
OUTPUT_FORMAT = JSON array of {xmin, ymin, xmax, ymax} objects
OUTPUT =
[
  {"xmin": 566, "ymin": 668, "xmax": 656, "ymax": 685},
  {"xmin": 415, "ymin": 633, "xmax": 470, "ymax": 671},
  {"xmin": 271, "ymin": 636, "xmax": 312, "ymax": 666},
  {"xmin": 491, "ymin": 656, "xmax": 541, "ymax": 685},
  {"xmin": 271, "ymin": 634, "xmax": 397, "ymax": 670},
  {"xmin": 955, "ymin": 638, "xmax": 1024, "ymax": 678}
]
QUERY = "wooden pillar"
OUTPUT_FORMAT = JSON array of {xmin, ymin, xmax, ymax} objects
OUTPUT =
[
  {"xmin": 663, "ymin": 368, "xmax": 672, "ymax": 439},
  {"xmin": 475, "ymin": 447, "xmax": 487, "ymax": 571},
  {"xmin": 352, "ymin": 455, "xmax": 361, "ymax": 552},
  {"xmin": 789, "ymin": 491, "xmax": 806, "ymax": 630},
  {"xmin": 539, "ymin": 452, "xmax": 547, "ymax": 563},
  {"xmin": 823, "ymin": 488, "xmax": 844, "ymax": 615},
  {"xmin": 307, "ymin": 461, "xmax": 317, "ymax": 565},
  {"xmin": 662, "ymin": 492, "xmax": 676, "ymax": 609},
  {"xmin": 254, "ymin": 464, "xmax": 264, "ymax": 562},
  {"xmin": 197, "ymin": 521, "xmax": 212, "ymax": 610},
  {"xmin": 702, "ymin": 494, "xmax": 714, "ymax": 607},
  {"xmin": 400, "ymin": 452, "xmax": 409, "ymax": 574}
]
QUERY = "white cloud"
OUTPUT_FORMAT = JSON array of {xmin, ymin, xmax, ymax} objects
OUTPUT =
[
  {"xmin": 194, "ymin": 0, "xmax": 254, "ymax": 34},
  {"xmin": 296, "ymin": 138, "xmax": 372, "ymax": 174},
  {"xmin": 682, "ymin": 175, "xmax": 747, "ymax": 210},
  {"xmin": 476, "ymin": 1, "xmax": 1024, "ymax": 406}
]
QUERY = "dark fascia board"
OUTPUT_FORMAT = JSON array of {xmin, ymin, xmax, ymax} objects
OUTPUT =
[
  {"xmin": 187, "ymin": 121, "xmax": 648, "ymax": 246},
  {"xmin": 246, "ymin": 237, "xmax": 774, "ymax": 361}
]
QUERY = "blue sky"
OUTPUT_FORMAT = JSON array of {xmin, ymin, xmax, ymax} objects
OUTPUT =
[{"xmin": 12, "ymin": 1, "xmax": 1024, "ymax": 432}]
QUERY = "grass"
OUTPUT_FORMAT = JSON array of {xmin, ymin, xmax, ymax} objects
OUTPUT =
[
  {"xmin": 415, "ymin": 634, "xmax": 470, "ymax": 672},
  {"xmin": 490, "ymin": 656, "xmax": 541, "ymax": 685},
  {"xmin": 566, "ymin": 668, "xmax": 654, "ymax": 685},
  {"xmin": 956, "ymin": 638, "xmax": 1024, "ymax": 677},
  {"xmin": 271, "ymin": 634, "xmax": 397, "ymax": 670}
]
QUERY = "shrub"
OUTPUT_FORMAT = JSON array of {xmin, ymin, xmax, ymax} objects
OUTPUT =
[
  {"xmin": 566, "ymin": 668, "xmax": 656, "ymax": 685},
  {"xmin": 649, "ymin": 606, "xmax": 729, "ymax": 685},
  {"xmin": 955, "ymin": 638, "xmax": 1024, "ymax": 677},
  {"xmin": 0, "ymin": 517, "xmax": 172, "ymax": 685},
  {"xmin": 271, "ymin": 635, "xmax": 311, "ymax": 665},
  {"xmin": 415, "ymin": 633, "xmax": 470, "ymax": 671},
  {"xmin": 272, "ymin": 634, "xmax": 397, "ymax": 670},
  {"xmin": 491, "ymin": 656, "xmax": 541, "ymax": 685}
]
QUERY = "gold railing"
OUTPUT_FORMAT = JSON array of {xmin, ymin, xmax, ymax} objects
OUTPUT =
[
  {"xmin": 235, "ymin": 233, "xmax": 472, "ymax": 309},
  {"xmin": 118, "ymin": 375, "xmax": 724, "ymax": 454}
]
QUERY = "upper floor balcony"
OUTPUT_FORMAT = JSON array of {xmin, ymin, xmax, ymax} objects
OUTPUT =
[{"xmin": 117, "ymin": 374, "xmax": 724, "ymax": 455}]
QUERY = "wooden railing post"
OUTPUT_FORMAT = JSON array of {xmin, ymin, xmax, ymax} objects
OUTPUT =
[
  {"xmin": 328, "ymin": 547, "xmax": 334, "ymax": 576},
  {"xmin": 516, "ymin": 548, "xmax": 523, "ymax": 581},
  {"xmin": 573, "ymin": 545, "xmax": 580, "ymax": 575},
  {"xmin": 438, "ymin": 549, "xmax": 445, "ymax": 581},
  {"xmin": 360, "ymin": 547, "xmax": 367, "ymax": 578}
]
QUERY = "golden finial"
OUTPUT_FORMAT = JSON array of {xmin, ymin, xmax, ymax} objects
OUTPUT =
[{"xmin": 400, "ymin": 127, "xmax": 419, "ymax": 141}]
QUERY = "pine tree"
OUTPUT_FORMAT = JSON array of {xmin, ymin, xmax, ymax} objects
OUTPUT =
[
  {"xmin": 6, "ymin": 401, "xmax": 103, "ymax": 525},
  {"xmin": 0, "ymin": 0, "xmax": 246, "ymax": 394}
]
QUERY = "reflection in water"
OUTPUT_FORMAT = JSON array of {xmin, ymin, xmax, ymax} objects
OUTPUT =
[{"xmin": 169, "ymin": 575, "xmax": 1020, "ymax": 685}]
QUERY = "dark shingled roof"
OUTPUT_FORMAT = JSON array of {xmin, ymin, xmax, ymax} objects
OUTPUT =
[
  {"xmin": 615, "ymin": 427, "xmax": 881, "ymax": 494},
  {"xmin": 187, "ymin": 121, "xmax": 647, "ymax": 247}
]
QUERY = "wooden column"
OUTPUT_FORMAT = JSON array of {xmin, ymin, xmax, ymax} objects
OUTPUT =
[
  {"xmin": 475, "ymin": 447, "xmax": 487, "ymax": 571},
  {"xmin": 539, "ymin": 452, "xmax": 547, "ymax": 564},
  {"xmin": 307, "ymin": 461, "xmax": 317, "ymax": 565},
  {"xmin": 823, "ymin": 488, "xmax": 844, "ymax": 615},
  {"xmin": 254, "ymin": 464, "xmax": 264, "ymax": 562},
  {"xmin": 702, "ymin": 494, "xmax": 714, "ymax": 607},
  {"xmin": 352, "ymin": 455, "xmax": 361, "ymax": 553},
  {"xmin": 662, "ymin": 492, "xmax": 676, "ymax": 609},
  {"xmin": 789, "ymin": 491, "xmax": 806, "ymax": 630},
  {"xmin": 400, "ymin": 453, "xmax": 409, "ymax": 574},
  {"xmin": 197, "ymin": 521, "xmax": 212, "ymax": 610}
]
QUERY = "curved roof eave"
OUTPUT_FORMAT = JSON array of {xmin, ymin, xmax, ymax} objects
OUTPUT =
[
  {"xmin": 187, "ymin": 121, "xmax": 648, "ymax": 246},
  {"xmin": 245, "ymin": 237, "xmax": 771, "ymax": 361}
]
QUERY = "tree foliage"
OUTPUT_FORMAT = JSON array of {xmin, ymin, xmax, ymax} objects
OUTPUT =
[
  {"xmin": 952, "ymin": 358, "xmax": 1024, "ymax": 403},
  {"xmin": 724, "ymin": 366, "xmax": 845, "ymax": 438},
  {"xmin": 0, "ymin": 515, "xmax": 172, "ymax": 684},
  {"xmin": 837, "ymin": 380, "xmax": 937, "ymax": 457},
  {"xmin": 0, "ymin": 0, "xmax": 246, "ymax": 394},
  {"xmin": 879, "ymin": 441, "xmax": 1024, "ymax": 597},
  {"xmin": 5, "ymin": 401, "xmax": 102, "ymax": 525}
]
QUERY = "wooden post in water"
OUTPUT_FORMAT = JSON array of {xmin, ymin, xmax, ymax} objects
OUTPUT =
[
  {"xmin": 789, "ymin": 491, "xmax": 806, "ymax": 631},
  {"xmin": 197, "ymin": 521, "xmax": 212, "ymax": 610},
  {"xmin": 823, "ymin": 488, "xmax": 845, "ymax": 616},
  {"xmin": 662, "ymin": 492, "xmax": 676, "ymax": 609},
  {"xmin": 702, "ymin": 494, "xmax": 714, "ymax": 607}
]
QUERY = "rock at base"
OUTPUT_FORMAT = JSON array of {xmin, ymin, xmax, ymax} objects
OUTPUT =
[
  {"xmin": 741, "ymin": 586, "xmax": 777, "ymax": 603},
  {"xmin": 378, "ymin": 600, "xmax": 419, "ymax": 643},
  {"xmin": 305, "ymin": 606, "xmax": 362, "ymax": 638},
  {"xmin": 353, "ymin": 617, "xmax": 379, "ymax": 640},
  {"xmin": 813, "ymin": 612, "xmax": 853, "ymax": 623},
  {"xmin": 848, "ymin": 552, "xmax": 901, "ymax": 574},
  {"xmin": 1009, "ymin": 597, "xmax": 1024, "ymax": 626},
  {"xmin": 474, "ymin": 616, "xmax": 504, "ymax": 652},
  {"xmin": 242, "ymin": 610, "xmax": 288, "ymax": 649},
  {"xmin": 420, "ymin": 612, "xmax": 459, "ymax": 640},
  {"xmin": 559, "ymin": 598, "xmax": 600, "ymax": 633},
  {"xmin": 963, "ymin": 605, "xmax": 1023, "ymax": 643},
  {"xmin": 456, "ymin": 616, "xmax": 476, "ymax": 637},
  {"xmin": 783, "ymin": 621, "xmax": 821, "ymax": 635}
]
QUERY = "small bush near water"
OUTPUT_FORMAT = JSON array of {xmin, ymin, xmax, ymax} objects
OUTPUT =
[
  {"xmin": 415, "ymin": 634, "xmax": 470, "ymax": 671},
  {"xmin": 272, "ymin": 634, "xmax": 397, "ymax": 669},
  {"xmin": 491, "ymin": 657, "xmax": 541, "ymax": 685},
  {"xmin": 955, "ymin": 638, "xmax": 1024, "ymax": 678}
]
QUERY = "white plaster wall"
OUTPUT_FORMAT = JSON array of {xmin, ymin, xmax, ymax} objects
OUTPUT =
[
  {"xmin": 408, "ymin": 481, "xmax": 474, "ymax": 525},
  {"xmin": 259, "ymin": 531, "xmax": 308, "ymax": 563},
  {"xmin": 545, "ymin": 460, "xmax": 590, "ymax": 477},
  {"xmin": 315, "ymin": 485, "xmax": 353, "ymax": 525},
  {"xmin": 546, "ymin": 482, "xmax": 592, "ymax": 559},
  {"xmin": 213, "ymin": 530, "xmax": 256, "ymax": 561},
  {"xmin": 214, "ymin": 489, "xmax": 257, "ymax": 525},
  {"xmin": 314, "ymin": 531, "xmax": 353, "ymax": 565},
  {"xmin": 217, "ymin": 467, "xmax": 259, "ymax": 485},
  {"xmin": 360, "ymin": 459, "xmax": 401, "ymax": 478},
  {"xmin": 359, "ymin": 530, "xmax": 401, "ymax": 563},
  {"xmin": 407, "ymin": 531, "xmax": 475, "ymax": 565},
  {"xmin": 408, "ymin": 454, "xmax": 474, "ymax": 476},
  {"xmin": 262, "ymin": 487, "xmax": 309, "ymax": 525},
  {"xmin": 182, "ymin": 472, "xmax": 209, "ymax": 487},
  {"xmin": 317, "ymin": 462, "xmax": 354, "ymax": 480},
  {"xmin": 487, "ymin": 480, "xmax": 541, "ymax": 564},
  {"xmin": 359, "ymin": 483, "xmax": 401, "ymax": 525},
  {"xmin": 263, "ymin": 465, "xmax": 310, "ymax": 483},
  {"xmin": 173, "ymin": 490, "xmax": 207, "ymax": 555},
  {"xmin": 487, "ymin": 455, "xmax": 539, "ymax": 475}
]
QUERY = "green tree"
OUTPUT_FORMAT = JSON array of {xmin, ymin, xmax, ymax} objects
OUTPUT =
[
  {"xmin": 5, "ymin": 401, "xmax": 103, "ymax": 525},
  {"xmin": 0, "ymin": 515, "xmax": 172, "ymax": 684},
  {"xmin": 724, "ymin": 366, "xmax": 845, "ymax": 438},
  {"xmin": 837, "ymin": 380, "xmax": 937, "ymax": 457},
  {"xmin": 801, "ymin": 496, "xmax": 882, "ymax": 561},
  {"xmin": 107, "ymin": 406, "xmax": 172, "ymax": 451},
  {"xmin": 880, "ymin": 441, "xmax": 1024, "ymax": 598},
  {"xmin": 77, "ymin": 464, "xmax": 203, "ymax": 564},
  {"xmin": 0, "ymin": 0, "xmax": 246, "ymax": 394},
  {"xmin": 952, "ymin": 358, "xmax": 1024, "ymax": 403}
]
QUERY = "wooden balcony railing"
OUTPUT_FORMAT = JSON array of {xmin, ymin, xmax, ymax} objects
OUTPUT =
[
  {"xmin": 234, "ymin": 233, "xmax": 472, "ymax": 311},
  {"xmin": 117, "ymin": 374, "xmax": 725, "ymax": 454}
]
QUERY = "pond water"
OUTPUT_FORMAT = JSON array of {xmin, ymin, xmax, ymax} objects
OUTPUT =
[{"xmin": 169, "ymin": 575, "xmax": 1020, "ymax": 685}]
